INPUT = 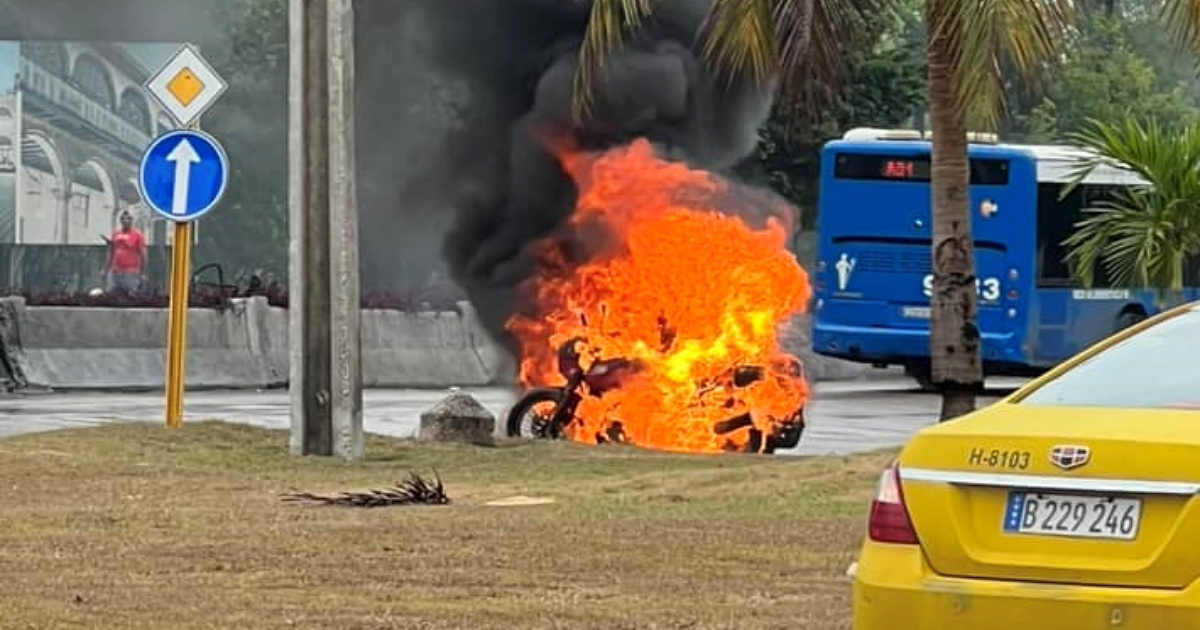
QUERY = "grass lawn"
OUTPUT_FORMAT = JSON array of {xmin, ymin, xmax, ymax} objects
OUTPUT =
[{"xmin": 0, "ymin": 421, "xmax": 892, "ymax": 629}]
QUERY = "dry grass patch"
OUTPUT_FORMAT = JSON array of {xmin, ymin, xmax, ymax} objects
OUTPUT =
[{"xmin": 0, "ymin": 421, "xmax": 894, "ymax": 629}]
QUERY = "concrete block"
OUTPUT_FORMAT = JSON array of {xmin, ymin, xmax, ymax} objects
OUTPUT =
[
  {"xmin": 457, "ymin": 300, "xmax": 516, "ymax": 384},
  {"xmin": 418, "ymin": 391, "xmax": 497, "ymax": 446},
  {"xmin": 10, "ymin": 300, "xmax": 281, "ymax": 391},
  {"xmin": 260, "ymin": 300, "xmax": 290, "ymax": 384},
  {"xmin": 0, "ymin": 296, "xmax": 27, "ymax": 388},
  {"xmin": 361, "ymin": 308, "xmax": 492, "ymax": 387}
]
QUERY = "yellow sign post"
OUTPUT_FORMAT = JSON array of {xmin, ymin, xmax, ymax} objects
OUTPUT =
[
  {"xmin": 142, "ymin": 44, "xmax": 229, "ymax": 428},
  {"xmin": 164, "ymin": 221, "xmax": 193, "ymax": 427}
]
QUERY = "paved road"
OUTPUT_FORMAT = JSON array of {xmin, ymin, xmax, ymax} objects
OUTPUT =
[{"xmin": 0, "ymin": 377, "xmax": 1029, "ymax": 455}]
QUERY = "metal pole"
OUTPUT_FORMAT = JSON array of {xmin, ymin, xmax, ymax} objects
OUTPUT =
[{"xmin": 288, "ymin": 0, "xmax": 363, "ymax": 459}]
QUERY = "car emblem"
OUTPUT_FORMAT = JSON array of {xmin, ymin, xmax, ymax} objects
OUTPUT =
[{"xmin": 1050, "ymin": 445, "xmax": 1091, "ymax": 470}]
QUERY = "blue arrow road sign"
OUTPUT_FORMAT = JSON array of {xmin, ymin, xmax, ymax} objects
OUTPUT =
[{"xmin": 138, "ymin": 129, "xmax": 229, "ymax": 223}]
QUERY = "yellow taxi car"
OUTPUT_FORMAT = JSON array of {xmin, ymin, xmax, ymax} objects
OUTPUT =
[{"xmin": 851, "ymin": 300, "xmax": 1200, "ymax": 629}]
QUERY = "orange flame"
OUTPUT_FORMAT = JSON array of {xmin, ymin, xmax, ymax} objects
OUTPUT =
[{"xmin": 506, "ymin": 138, "xmax": 813, "ymax": 454}]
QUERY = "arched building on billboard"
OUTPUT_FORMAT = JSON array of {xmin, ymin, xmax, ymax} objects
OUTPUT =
[{"xmin": 1, "ymin": 40, "xmax": 175, "ymax": 246}]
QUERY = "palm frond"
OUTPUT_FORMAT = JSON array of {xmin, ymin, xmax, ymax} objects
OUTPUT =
[
  {"xmin": 572, "ymin": 0, "xmax": 659, "ymax": 122},
  {"xmin": 1062, "ymin": 205, "xmax": 1121, "ymax": 287},
  {"xmin": 1061, "ymin": 117, "xmax": 1200, "ymax": 293},
  {"xmin": 693, "ymin": 0, "xmax": 885, "ymax": 128},
  {"xmin": 281, "ymin": 470, "xmax": 450, "ymax": 508},
  {"xmin": 1064, "ymin": 117, "xmax": 1187, "ymax": 192},
  {"xmin": 931, "ymin": 0, "xmax": 1074, "ymax": 128},
  {"xmin": 772, "ymin": 0, "xmax": 888, "ymax": 121},
  {"xmin": 1159, "ymin": 0, "xmax": 1200, "ymax": 59},
  {"xmin": 699, "ymin": 0, "xmax": 778, "ymax": 87}
]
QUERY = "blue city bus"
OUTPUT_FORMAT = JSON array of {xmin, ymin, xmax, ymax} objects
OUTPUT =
[{"xmin": 809, "ymin": 127, "xmax": 1199, "ymax": 387}]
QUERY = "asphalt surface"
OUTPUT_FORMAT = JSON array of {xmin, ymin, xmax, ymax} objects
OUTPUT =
[{"xmin": 0, "ymin": 377, "xmax": 1029, "ymax": 455}]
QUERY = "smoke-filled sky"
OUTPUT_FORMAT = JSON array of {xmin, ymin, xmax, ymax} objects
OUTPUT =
[
  {"xmin": 356, "ymin": 0, "xmax": 783, "ymax": 353},
  {"xmin": 0, "ymin": 0, "xmax": 788, "ymax": 358},
  {"xmin": 119, "ymin": 42, "xmax": 182, "ymax": 74}
]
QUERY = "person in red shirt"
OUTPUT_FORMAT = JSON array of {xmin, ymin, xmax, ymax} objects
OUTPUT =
[{"xmin": 103, "ymin": 211, "xmax": 147, "ymax": 294}]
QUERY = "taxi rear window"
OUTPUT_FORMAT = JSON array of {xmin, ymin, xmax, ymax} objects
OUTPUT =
[{"xmin": 1018, "ymin": 307, "xmax": 1200, "ymax": 409}]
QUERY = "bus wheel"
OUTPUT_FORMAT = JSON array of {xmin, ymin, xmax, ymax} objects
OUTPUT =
[
  {"xmin": 904, "ymin": 364, "xmax": 938, "ymax": 392},
  {"xmin": 1115, "ymin": 309, "xmax": 1147, "ymax": 332}
]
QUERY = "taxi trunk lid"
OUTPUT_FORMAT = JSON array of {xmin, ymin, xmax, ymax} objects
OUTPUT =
[{"xmin": 899, "ymin": 405, "xmax": 1200, "ymax": 589}]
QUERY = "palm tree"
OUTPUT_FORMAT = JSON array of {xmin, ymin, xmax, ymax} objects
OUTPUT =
[
  {"xmin": 1062, "ymin": 116, "xmax": 1200, "ymax": 306},
  {"xmin": 569, "ymin": 0, "xmax": 884, "ymax": 124},
  {"xmin": 570, "ymin": 0, "xmax": 1200, "ymax": 420},
  {"xmin": 919, "ymin": 1, "xmax": 1072, "ymax": 419}
]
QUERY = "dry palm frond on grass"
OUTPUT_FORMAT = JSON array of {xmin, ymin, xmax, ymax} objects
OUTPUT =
[{"xmin": 281, "ymin": 470, "xmax": 449, "ymax": 507}]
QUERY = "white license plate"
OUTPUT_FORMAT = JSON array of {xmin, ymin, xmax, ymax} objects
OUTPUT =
[
  {"xmin": 901, "ymin": 306, "xmax": 931, "ymax": 319},
  {"xmin": 1003, "ymin": 491, "xmax": 1142, "ymax": 540}
]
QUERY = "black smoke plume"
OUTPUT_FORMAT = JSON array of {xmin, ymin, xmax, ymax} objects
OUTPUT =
[{"xmin": 358, "ymin": 0, "xmax": 782, "ymax": 356}]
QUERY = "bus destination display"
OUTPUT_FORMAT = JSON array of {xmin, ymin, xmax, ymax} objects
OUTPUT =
[{"xmin": 833, "ymin": 152, "xmax": 1010, "ymax": 185}]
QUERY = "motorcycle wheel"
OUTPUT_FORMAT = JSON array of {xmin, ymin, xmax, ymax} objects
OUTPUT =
[
  {"xmin": 505, "ymin": 388, "xmax": 564, "ymax": 439},
  {"xmin": 768, "ymin": 421, "xmax": 805, "ymax": 451}
]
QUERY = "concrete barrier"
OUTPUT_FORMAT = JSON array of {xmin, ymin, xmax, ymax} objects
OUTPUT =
[
  {"xmin": 362, "ymin": 307, "xmax": 493, "ymax": 387},
  {"xmin": 0, "ymin": 296, "xmax": 882, "ymax": 392},
  {"xmin": 0, "ymin": 227, "xmax": 887, "ymax": 390},
  {"xmin": 4, "ymin": 296, "xmax": 281, "ymax": 391},
  {"xmin": 0, "ymin": 297, "xmax": 507, "ymax": 391},
  {"xmin": 248, "ymin": 296, "xmax": 289, "ymax": 386},
  {"xmin": 457, "ymin": 301, "xmax": 517, "ymax": 384}
]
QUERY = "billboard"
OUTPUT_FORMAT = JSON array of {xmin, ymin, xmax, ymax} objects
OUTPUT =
[
  {"xmin": 0, "ymin": 42, "xmax": 16, "ymax": 243},
  {"xmin": 0, "ymin": 40, "xmax": 182, "ymax": 247}
]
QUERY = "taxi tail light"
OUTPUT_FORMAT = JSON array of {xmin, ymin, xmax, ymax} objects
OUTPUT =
[{"xmin": 867, "ymin": 461, "xmax": 919, "ymax": 545}]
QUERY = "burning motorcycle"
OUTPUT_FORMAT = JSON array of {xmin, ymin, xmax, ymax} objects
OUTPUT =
[{"xmin": 504, "ymin": 336, "xmax": 807, "ymax": 454}]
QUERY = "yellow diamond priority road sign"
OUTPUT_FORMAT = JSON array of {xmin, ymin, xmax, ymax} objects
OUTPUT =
[{"xmin": 145, "ymin": 44, "xmax": 227, "ymax": 128}]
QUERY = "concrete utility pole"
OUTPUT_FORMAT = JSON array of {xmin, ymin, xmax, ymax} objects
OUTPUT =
[{"xmin": 287, "ymin": 0, "xmax": 364, "ymax": 460}]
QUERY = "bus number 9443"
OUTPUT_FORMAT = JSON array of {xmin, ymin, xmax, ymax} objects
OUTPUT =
[{"xmin": 923, "ymin": 274, "xmax": 1001, "ymax": 302}]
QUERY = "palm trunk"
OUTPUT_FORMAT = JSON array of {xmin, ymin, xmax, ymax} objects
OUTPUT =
[{"xmin": 926, "ymin": 0, "xmax": 982, "ymax": 421}]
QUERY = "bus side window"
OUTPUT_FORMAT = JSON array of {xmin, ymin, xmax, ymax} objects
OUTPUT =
[
  {"xmin": 1081, "ymin": 186, "xmax": 1116, "ymax": 288},
  {"xmin": 1036, "ymin": 182, "xmax": 1115, "ymax": 288},
  {"xmin": 1036, "ymin": 183, "xmax": 1076, "ymax": 287},
  {"xmin": 1186, "ymin": 255, "xmax": 1200, "ymax": 287}
]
